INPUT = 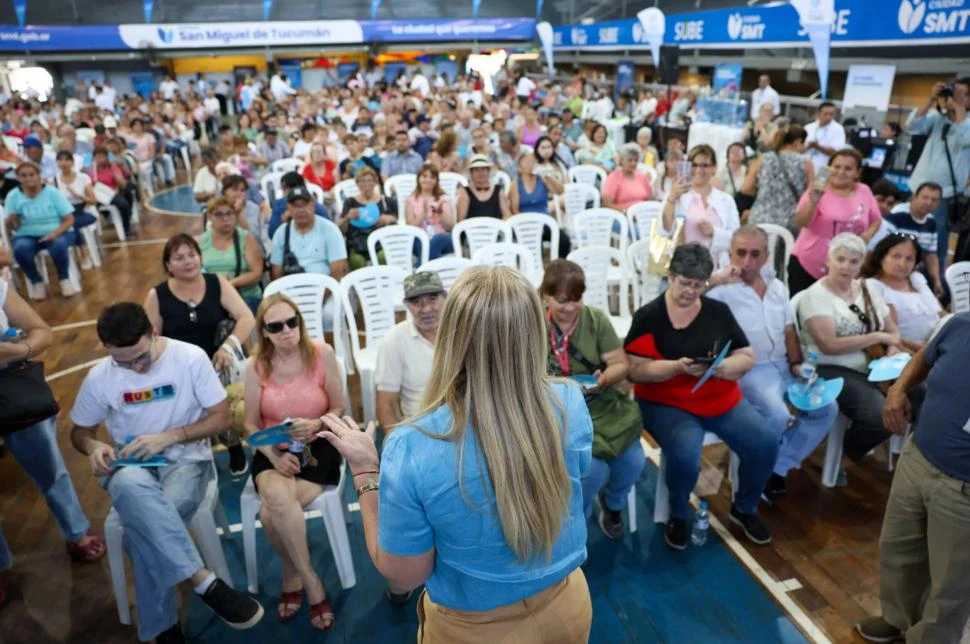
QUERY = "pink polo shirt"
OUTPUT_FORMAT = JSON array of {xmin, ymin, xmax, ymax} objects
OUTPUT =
[
  {"xmin": 792, "ymin": 183, "xmax": 881, "ymax": 279},
  {"xmin": 601, "ymin": 170, "xmax": 653, "ymax": 211}
]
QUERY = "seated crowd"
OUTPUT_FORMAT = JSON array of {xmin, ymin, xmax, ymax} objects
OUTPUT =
[{"xmin": 0, "ymin": 68, "xmax": 968, "ymax": 644}]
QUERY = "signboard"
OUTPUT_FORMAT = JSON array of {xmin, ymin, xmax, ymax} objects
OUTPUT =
[
  {"xmin": 0, "ymin": 18, "xmax": 537, "ymax": 51},
  {"xmin": 553, "ymin": 0, "xmax": 970, "ymax": 50},
  {"xmin": 712, "ymin": 63, "xmax": 743, "ymax": 97},
  {"xmin": 614, "ymin": 60, "xmax": 634, "ymax": 101},
  {"xmin": 843, "ymin": 64, "xmax": 897, "ymax": 111}
]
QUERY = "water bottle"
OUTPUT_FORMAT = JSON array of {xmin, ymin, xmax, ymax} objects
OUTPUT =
[
  {"xmin": 691, "ymin": 501, "xmax": 710, "ymax": 546},
  {"xmin": 799, "ymin": 352, "xmax": 818, "ymax": 388},
  {"xmin": 1, "ymin": 328, "xmax": 25, "ymax": 343},
  {"xmin": 288, "ymin": 440, "xmax": 307, "ymax": 468}
]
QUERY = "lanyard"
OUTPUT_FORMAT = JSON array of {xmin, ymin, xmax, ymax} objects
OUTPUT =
[{"xmin": 547, "ymin": 309, "xmax": 571, "ymax": 376}]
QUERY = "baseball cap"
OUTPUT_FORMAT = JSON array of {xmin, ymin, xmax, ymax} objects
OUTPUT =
[
  {"xmin": 416, "ymin": 114, "xmax": 431, "ymax": 124},
  {"xmin": 22, "ymin": 135, "xmax": 43, "ymax": 149},
  {"xmin": 286, "ymin": 186, "xmax": 312, "ymax": 203},
  {"xmin": 103, "ymin": 116, "xmax": 118, "ymax": 128},
  {"xmin": 404, "ymin": 271, "xmax": 445, "ymax": 300},
  {"xmin": 467, "ymin": 154, "xmax": 494, "ymax": 169}
]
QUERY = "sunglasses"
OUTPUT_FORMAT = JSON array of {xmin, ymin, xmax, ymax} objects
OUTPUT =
[
  {"xmin": 264, "ymin": 315, "xmax": 300, "ymax": 334},
  {"xmin": 848, "ymin": 303, "xmax": 871, "ymax": 328},
  {"xmin": 188, "ymin": 299, "xmax": 198, "ymax": 324}
]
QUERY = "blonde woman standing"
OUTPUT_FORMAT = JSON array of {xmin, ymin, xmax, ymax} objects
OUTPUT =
[{"xmin": 318, "ymin": 266, "xmax": 594, "ymax": 643}]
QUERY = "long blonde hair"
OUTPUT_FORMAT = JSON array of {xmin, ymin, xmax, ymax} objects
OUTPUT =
[
  {"xmin": 253, "ymin": 293, "xmax": 317, "ymax": 377},
  {"xmin": 417, "ymin": 266, "xmax": 571, "ymax": 562}
]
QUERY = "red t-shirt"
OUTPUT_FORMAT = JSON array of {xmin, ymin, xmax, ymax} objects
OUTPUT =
[
  {"xmin": 624, "ymin": 295, "xmax": 749, "ymax": 417},
  {"xmin": 302, "ymin": 161, "xmax": 336, "ymax": 192}
]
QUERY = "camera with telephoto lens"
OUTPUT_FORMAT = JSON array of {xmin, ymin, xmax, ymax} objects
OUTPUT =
[{"xmin": 939, "ymin": 83, "xmax": 955, "ymax": 98}]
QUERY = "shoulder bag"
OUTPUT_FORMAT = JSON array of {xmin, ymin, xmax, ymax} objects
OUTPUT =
[
  {"xmin": 0, "ymin": 360, "xmax": 60, "ymax": 435},
  {"xmin": 282, "ymin": 221, "xmax": 305, "ymax": 276},
  {"xmin": 941, "ymin": 122, "xmax": 970, "ymax": 233},
  {"xmin": 647, "ymin": 216, "xmax": 684, "ymax": 277},
  {"xmin": 860, "ymin": 281, "xmax": 912, "ymax": 394}
]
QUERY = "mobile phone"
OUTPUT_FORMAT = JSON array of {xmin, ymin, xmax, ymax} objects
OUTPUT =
[
  {"xmin": 814, "ymin": 165, "xmax": 830, "ymax": 191},
  {"xmin": 692, "ymin": 356, "xmax": 717, "ymax": 365},
  {"xmin": 677, "ymin": 160, "xmax": 692, "ymax": 182}
]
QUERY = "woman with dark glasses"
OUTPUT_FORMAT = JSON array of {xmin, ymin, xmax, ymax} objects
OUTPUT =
[
  {"xmin": 796, "ymin": 233, "xmax": 923, "ymax": 477},
  {"xmin": 861, "ymin": 233, "xmax": 945, "ymax": 352},
  {"xmin": 144, "ymin": 233, "xmax": 255, "ymax": 475},
  {"xmin": 241, "ymin": 293, "xmax": 344, "ymax": 631}
]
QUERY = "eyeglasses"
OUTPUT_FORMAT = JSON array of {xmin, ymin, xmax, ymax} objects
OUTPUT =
[
  {"xmin": 264, "ymin": 315, "xmax": 300, "ymax": 334},
  {"xmin": 691, "ymin": 162, "xmax": 715, "ymax": 169},
  {"xmin": 112, "ymin": 339, "xmax": 155, "ymax": 370},
  {"xmin": 848, "ymin": 303, "xmax": 871, "ymax": 328},
  {"xmin": 187, "ymin": 299, "xmax": 198, "ymax": 324}
]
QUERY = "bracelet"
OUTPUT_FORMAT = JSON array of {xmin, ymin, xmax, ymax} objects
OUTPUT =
[
  {"xmin": 355, "ymin": 479, "xmax": 380, "ymax": 498},
  {"xmin": 353, "ymin": 470, "xmax": 379, "ymax": 478}
]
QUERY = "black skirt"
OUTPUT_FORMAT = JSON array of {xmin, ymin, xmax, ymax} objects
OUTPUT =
[{"xmin": 251, "ymin": 437, "xmax": 342, "ymax": 491}]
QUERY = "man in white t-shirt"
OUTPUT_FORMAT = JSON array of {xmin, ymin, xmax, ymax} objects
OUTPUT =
[
  {"xmin": 193, "ymin": 147, "xmax": 221, "ymax": 204},
  {"xmin": 69, "ymin": 303, "xmax": 264, "ymax": 642},
  {"xmin": 515, "ymin": 70, "xmax": 536, "ymax": 99},
  {"xmin": 749, "ymin": 74, "xmax": 781, "ymax": 120},
  {"xmin": 408, "ymin": 70, "xmax": 430, "ymax": 97},
  {"xmin": 804, "ymin": 102, "xmax": 847, "ymax": 172},
  {"xmin": 158, "ymin": 74, "xmax": 180, "ymax": 101}
]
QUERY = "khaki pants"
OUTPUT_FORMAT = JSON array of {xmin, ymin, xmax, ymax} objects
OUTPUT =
[
  {"xmin": 417, "ymin": 568, "xmax": 592, "ymax": 644},
  {"xmin": 880, "ymin": 436, "xmax": 970, "ymax": 644}
]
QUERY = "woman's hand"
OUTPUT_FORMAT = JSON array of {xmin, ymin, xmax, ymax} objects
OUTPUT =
[
  {"xmin": 669, "ymin": 177, "xmax": 689, "ymax": 200},
  {"xmin": 212, "ymin": 346, "xmax": 232, "ymax": 373},
  {"xmin": 377, "ymin": 214, "xmax": 397, "ymax": 227},
  {"xmin": 677, "ymin": 357, "xmax": 707, "ymax": 378},
  {"xmin": 880, "ymin": 331, "xmax": 903, "ymax": 348},
  {"xmin": 288, "ymin": 417, "xmax": 323, "ymax": 442},
  {"xmin": 593, "ymin": 369, "xmax": 608, "ymax": 391},
  {"xmin": 346, "ymin": 208, "xmax": 360, "ymax": 221},
  {"xmin": 268, "ymin": 450, "xmax": 302, "ymax": 477},
  {"xmin": 317, "ymin": 414, "xmax": 379, "ymax": 475},
  {"xmin": 713, "ymin": 358, "xmax": 745, "ymax": 381},
  {"xmin": 809, "ymin": 184, "xmax": 824, "ymax": 203},
  {"xmin": 697, "ymin": 220, "xmax": 715, "ymax": 237}
]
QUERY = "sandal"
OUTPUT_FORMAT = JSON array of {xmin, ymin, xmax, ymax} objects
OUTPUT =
[
  {"xmin": 65, "ymin": 530, "xmax": 106, "ymax": 563},
  {"xmin": 277, "ymin": 589, "xmax": 303, "ymax": 621},
  {"xmin": 309, "ymin": 596, "xmax": 335, "ymax": 631}
]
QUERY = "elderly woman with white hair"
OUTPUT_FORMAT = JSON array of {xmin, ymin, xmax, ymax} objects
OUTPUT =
[
  {"xmin": 635, "ymin": 127, "xmax": 660, "ymax": 168},
  {"xmin": 601, "ymin": 143, "xmax": 654, "ymax": 212},
  {"xmin": 796, "ymin": 233, "xmax": 925, "ymax": 475}
]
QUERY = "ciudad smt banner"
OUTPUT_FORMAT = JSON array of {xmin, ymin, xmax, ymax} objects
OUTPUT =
[
  {"xmin": 0, "ymin": 17, "xmax": 537, "ymax": 51},
  {"xmin": 553, "ymin": 0, "xmax": 970, "ymax": 50}
]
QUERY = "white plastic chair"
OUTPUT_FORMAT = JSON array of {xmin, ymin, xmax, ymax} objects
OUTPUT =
[
  {"xmin": 416, "ymin": 256, "xmax": 475, "ymax": 293},
  {"xmin": 260, "ymin": 170, "xmax": 285, "ymax": 204},
  {"xmin": 367, "ymin": 225, "xmax": 429, "ymax": 272},
  {"xmin": 0, "ymin": 204, "xmax": 84, "ymax": 294},
  {"xmin": 333, "ymin": 179, "xmax": 360, "ymax": 214},
  {"xmin": 306, "ymin": 182, "xmax": 326, "ymax": 205},
  {"xmin": 507, "ymin": 213, "xmax": 560, "ymax": 267},
  {"xmin": 99, "ymin": 204, "xmax": 127, "ymax": 242},
  {"xmin": 637, "ymin": 163, "xmax": 658, "ymax": 183},
  {"xmin": 438, "ymin": 172, "xmax": 468, "ymax": 204},
  {"xmin": 472, "ymin": 242, "xmax": 542, "ymax": 285},
  {"xmin": 568, "ymin": 164, "xmax": 607, "ymax": 188},
  {"xmin": 384, "ymin": 174, "xmax": 418, "ymax": 221},
  {"xmin": 627, "ymin": 201, "xmax": 663, "ymax": 241},
  {"xmin": 339, "ymin": 265, "xmax": 407, "ymax": 422},
  {"xmin": 271, "ymin": 157, "xmax": 306, "ymax": 174},
  {"xmin": 945, "ymin": 261, "xmax": 970, "ymax": 313},
  {"xmin": 491, "ymin": 170, "xmax": 512, "ymax": 195},
  {"xmin": 106, "ymin": 462, "xmax": 232, "ymax": 625},
  {"xmin": 451, "ymin": 218, "xmax": 512, "ymax": 259},
  {"xmin": 263, "ymin": 273, "xmax": 349, "ymax": 369},
  {"xmin": 573, "ymin": 208, "xmax": 629, "ymax": 252},
  {"xmin": 626, "ymin": 239, "xmax": 663, "ymax": 309},
  {"xmin": 567, "ymin": 246, "xmax": 633, "ymax": 337},
  {"xmin": 76, "ymin": 221, "xmax": 102, "ymax": 268},
  {"xmin": 653, "ymin": 433, "xmax": 739, "ymax": 524},
  {"xmin": 757, "ymin": 223, "xmax": 795, "ymax": 286},
  {"xmin": 555, "ymin": 183, "xmax": 600, "ymax": 233}
]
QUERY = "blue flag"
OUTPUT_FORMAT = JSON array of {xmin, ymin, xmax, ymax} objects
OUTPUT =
[
  {"xmin": 13, "ymin": 0, "xmax": 27, "ymax": 26},
  {"xmin": 263, "ymin": 0, "xmax": 273, "ymax": 20},
  {"xmin": 536, "ymin": 0, "xmax": 543, "ymax": 18},
  {"xmin": 143, "ymin": 0, "xmax": 153, "ymax": 23},
  {"xmin": 370, "ymin": 0, "xmax": 380, "ymax": 19},
  {"xmin": 472, "ymin": 0, "xmax": 481, "ymax": 18}
]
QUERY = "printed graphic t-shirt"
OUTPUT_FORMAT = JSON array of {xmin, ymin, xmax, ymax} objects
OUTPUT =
[{"xmin": 71, "ymin": 338, "xmax": 227, "ymax": 462}]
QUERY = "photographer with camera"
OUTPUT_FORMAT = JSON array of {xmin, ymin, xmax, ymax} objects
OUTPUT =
[{"xmin": 904, "ymin": 78, "xmax": 970, "ymax": 269}]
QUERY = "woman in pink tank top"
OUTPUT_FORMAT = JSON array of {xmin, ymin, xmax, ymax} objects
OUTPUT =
[
  {"xmin": 518, "ymin": 104, "xmax": 543, "ymax": 148},
  {"xmin": 243, "ymin": 293, "xmax": 345, "ymax": 630}
]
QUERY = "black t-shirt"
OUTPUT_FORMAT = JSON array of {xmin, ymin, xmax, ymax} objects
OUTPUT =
[
  {"xmin": 338, "ymin": 155, "xmax": 379, "ymax": 179},
  {"xmin": 155, "ymin": 273, "xmax": 227, "ymax": 359},
  {"xmin": 624, "ymin": 294, "xmax": 749, "ymax": 417},
  {"xmin": 341, "ymin": 195, "xmax": 398, "ymax": 254}
]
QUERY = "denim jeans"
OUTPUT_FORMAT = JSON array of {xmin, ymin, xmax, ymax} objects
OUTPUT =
[
  {"xmin": 581, "ymin": 438, "xmax": 647, "ymax": 517},
  {"xmin": 71, "ymin": 204, "xmax": 97, "ymax": 248},
  {"xmin": 932, "ymin": 196, "xmax": 950, "ymax": 268},
  {"xmin": 12, "ymin": 231, "xmax": 75, "ymax": 283},
  {"xmin": 638, "ymin": 398, "xmax": 778, "ymax": 519},
  {"xmin": 429, "ymin": 233, "xmax": 454, "ymax": 260},
  {"xmin": 0, "ymin": 417, "xmax": 91, "ymax": 571},
  {"xmin": 103, "ymin": 460, "xmax": 211, "ymax": 641},
  {"xmin": 740, "ymin": 362, "xmax": 839, "ymax": 477},
  {"xmin": 154, "ymin": 154, "xmax": 175, "ymax": 184}
]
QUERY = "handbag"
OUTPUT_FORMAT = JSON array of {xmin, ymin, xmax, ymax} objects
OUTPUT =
[
  {"xmin": 646, "ymin": 216, "xmax": 684, "ymax": 277},
  {"xmin": 941, "ymin": 123, "xmax": 970, "ymax": 234},
  {"xmin": 218, "ymin": 335, "xmax": 246, "ymax": 386},
  {"xmin": 92, "ymin": 182, "xmax": 117, "ymax": 206},
  {"xmin": 0, "ymin": 360, "xmax": 60, "ymax": 434},
  {"xmin": 281, "ymin": 221, "xmax": 305, "ymax": 276},
  {"xmin": 859, "ymin": 282, "xmax": 911, "ymax": 394}
]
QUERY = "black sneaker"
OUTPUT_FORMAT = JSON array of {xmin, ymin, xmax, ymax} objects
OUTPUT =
[
  {"xmin": 761, "ymin": 473, "xmax": 787, "ymax": 506},
  {"xmin": 728, "ymin": 504, "xmax": 772, "ymax": 545},
  {"xmin": 664, "ymin": 517, "xmax": 689, "ymax": 550},
  {"xmin": 596, "ymin": 491, "xmax": 624, "ymax": 540},
  {"xmin": 855, "ymin": 616, "xmax": 903, "ymax": 642},
  {"xmin": 200, "ymin": 578, "xmax": 264, "ymax": 630},
  {"xmin": 228, "ymin": 445, "xmax": 249, "ymax": 477},
  {"xmin": 385, "ymin": 587, "xmax": 414, "ymax": 605},
  {"xmin": 155, "ymin": 623, "xmax": 185, "ymax": 644}
]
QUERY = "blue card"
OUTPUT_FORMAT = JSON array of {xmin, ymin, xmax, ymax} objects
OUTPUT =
[
  {"xmin": 691, "ymin": 339, "xmax": 732, "ymax": 393},
  {"xmin": 247, "ymin": 422, "xmax": 294, "ymax": 446},
  {"xmin": 570, "ymin": 374, "xmax": 598, "ymax": 390},
  {"xmin": 113, "ymin": 455, "xmax": 171, "ymax": 468}
]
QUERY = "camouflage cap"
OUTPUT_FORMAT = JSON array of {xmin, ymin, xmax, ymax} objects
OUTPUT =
[{"xmin": 403, "ymin": 271, "xmax": 445, "ymax": 300}]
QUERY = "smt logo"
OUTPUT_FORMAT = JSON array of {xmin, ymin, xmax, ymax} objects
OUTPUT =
[
  {"xmin": 898, "ymin": 0, "xmax": 927, "ymax": 34},
  {"xmin": 157, "ymin": 27, "xmax": 175, "ymax": 43}
]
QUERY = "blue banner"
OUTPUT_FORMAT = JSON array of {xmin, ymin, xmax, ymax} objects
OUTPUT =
[
  {"xmin": 278, "ymin": 62, "xmax": 302, "ymax": 88},
  {"xmin": 712, "ymin": 62, "xmax": 743, "ymax": 96},
  {"xmin": 13, "ymin": 0, "xmax": 26, "ymax": 27},
  {"xmin": 0, "ymin": 18, "xmax": 537, "ymax": 51},
  {"xmin": 554, "ymin": 0, "xmax": 970, "ymax": 50},
  {"xmin": 472, "ymin": 0, "xmax": 481, "ymax": 19},
  {"xmin": 614, "ymin": 60, "xmax": 634, "ymax": 101},
  {"xmin": 262, "ymin": 0, "xmax": 272, "ymax": 21},
  {"xmin": 130, "ymin": 70, "xmax": 155, "ymax": 97},
  {"xmin": 143, "ymin": 0, "xmax": 152, "ymax": 23},
  {"xmin": 370, "ymin": 0, "xmax": 380, "ymax": 20}
]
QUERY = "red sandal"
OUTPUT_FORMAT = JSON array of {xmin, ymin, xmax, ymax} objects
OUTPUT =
[
  {"xmin": 65, "ymin": 530, "xmax": 106, "ymax": 563},
  {"xmin": 278, "ymin": 589, "xmax": 303, "ymax": 622},
  {"xmin": 309, "ymin": 597, "xmax": 335, "ymax": 631}
]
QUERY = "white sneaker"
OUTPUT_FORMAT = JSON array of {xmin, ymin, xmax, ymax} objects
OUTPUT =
[
  {"xmin": 60, "ymin": 279, "xmax": 76, "ymax": 297},
  {"xmin": 28, "ymin": 283, "xmax": 47, "ymax": 300},
  {"xmin": 79, "ymin": 256, "xmax": 93, "ymax": 270}
]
